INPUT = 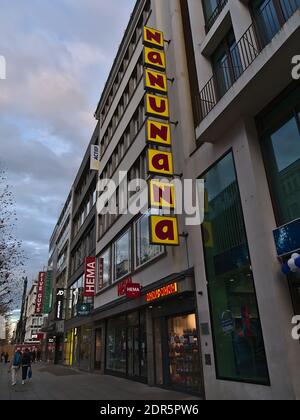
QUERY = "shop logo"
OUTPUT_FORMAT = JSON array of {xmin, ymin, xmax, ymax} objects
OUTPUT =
[
  {"xmin": 291, "ymin": 316, "xmax": 300, "ymax": 340},
  {"xmin": 291, "ymin": 56, "xmax": 300, "ymax": 80},
  {"xmin": 0, "ymin": 55, "xmax": 6, "ymax": 80}
]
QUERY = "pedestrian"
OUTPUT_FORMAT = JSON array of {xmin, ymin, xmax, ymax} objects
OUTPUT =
[
  {"xmin": 21, "ymin": 348, "xmax": 31, "ymax": 385},
  {"xmin": 31, "ymin": 350, "xmax": 36, "ymax": 363},
  {"xmin": 4, "ymin": 352, "xmax": 9, "ymax": 364},
  {"xmin": 37, "ymin": 349, "xmax": 41, "ymax": 362},
  {"xmin": 1, "ymin": 352, "xmax": 4, "ymax": 363},
  {"xmin": 9, "ymin": 350, "xmax": 22, "ymax": 386}
]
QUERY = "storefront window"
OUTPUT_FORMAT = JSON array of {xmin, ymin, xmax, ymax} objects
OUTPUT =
[
  {"xmin": 114, "ymin": 229, "xmax": 131, "ymax": 281},
  {"xmin": 79, "ymin": 325, "xmax": 93, "ymax": 370},
  {"xmin": 97, "ymin": 249, "xmax": 111, "ymax": 291},
  {"xmin": 135, "ymin": 213, "xmax": 163, "ymax": 268},
  {"xmin": 260, "ymin": 87, "xmax": 300, "ymax": 226},
  {"xmin": 202, "ymin": 152, "xmax": 269, "ymax": 384},
  {"xmin": 106, "ymin": 312, "xmax": 147, "ymax": 379},
  {"xmin": 168, "ymin": 314, "xmax": 201, "ymax": 393},
  {"xmin": 67, "ymin": 276, "xmax": 85, "ymax": 319},
  {"xmin": 106, "ymin": 316, "xmax": 127, "ymax": 374}
]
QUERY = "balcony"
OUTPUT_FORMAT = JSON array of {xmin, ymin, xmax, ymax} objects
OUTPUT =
[
  {"xmin": 195, "ymin": 0, "xmax": 300, "ymax": 126},
  {"xmin": 205, "ymin": 0, "xmax": 229, "ymax": 33}
]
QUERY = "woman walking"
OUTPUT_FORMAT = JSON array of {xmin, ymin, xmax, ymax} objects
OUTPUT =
[{"xmin": 21, "ymin": 348, "xmax": 31, "ymax": 385}]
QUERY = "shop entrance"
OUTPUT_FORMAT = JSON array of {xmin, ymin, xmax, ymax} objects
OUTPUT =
[
  {"xmin": 127, "ymin": 326, "xmax": 140, "ymax": 377},
  {"xmin": 153, "ymin": 296, "xmax": 204, "ymax": 396},
  {"xmin": 95, "ymin": 328, "xmax": 102, "ymax": 371}
]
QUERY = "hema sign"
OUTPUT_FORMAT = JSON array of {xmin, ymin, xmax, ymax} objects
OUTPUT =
[{"xmin": 84, "ymin": 257, "xmax": 96, "ymax": 297}]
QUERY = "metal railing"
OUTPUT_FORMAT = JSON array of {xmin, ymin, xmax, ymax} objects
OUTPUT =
[
  {"xmin": 205, "ymin": 0, "xmax": 229, "ymax": 33},
  {"xmin": 195, "ymin": 0, "xmax": 300, "ymax": 125}
]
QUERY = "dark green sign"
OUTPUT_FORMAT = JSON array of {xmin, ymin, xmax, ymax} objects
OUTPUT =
[
  {"xmin": 43, "ymin": 271, "xmax": 53, "ymax": 314},
  {"xmin": 77, "ymin": 303, "xmax": 91, "ymax": 317}
]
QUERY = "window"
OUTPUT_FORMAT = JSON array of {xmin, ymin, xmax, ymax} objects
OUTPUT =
[
  {"xmin": 260, "ymin": 85, "xmax": 300, "ymax": 225},
  {"xmin": 212, "ymin": 29, "xmax": 242, "ymax": 98},
  {"xmin": 202, "ymin": 152, "xmax": 269, "ymax": 384},
  {"xmin": 97, "ymin": 249, "xmax": 111, "ymax": 291},
  {"xmin": 114, "ymin": 229, "xmax": 131, "ymax": 281},
  {"xmin": 135, "ymin": 213, "xmax": 163, "ymax": 268}
]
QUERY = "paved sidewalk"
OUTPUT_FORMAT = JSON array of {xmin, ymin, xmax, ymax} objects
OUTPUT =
[{"xmin": 0, "ymin": 363, "xmax": 200, "ymax": 400}]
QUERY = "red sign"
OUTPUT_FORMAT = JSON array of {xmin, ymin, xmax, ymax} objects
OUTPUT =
[
  {"xmin": 31, "ymin": 333, "xmax": 44, "ymax": 341},
  {"xmin": 118, "ymin": 277, "xmax": 132, "ymax": 296},
  {"xmin": 35, "ymin": 272, "xmax": 46, "ymax": 314},
  {"xmin": 84, "ymin": 257, "xmax": 96, "ymax": 297},
  {"xmin": 126, "ymin": 283, "xmax": 141, "ymax": 299},
  {"xmin": 146, "ymin": 282, "xmax": 178, "ymax": 302},
  {"xmin": 14, "ymin": 344, "xmax": 40, "ymax": 353}
]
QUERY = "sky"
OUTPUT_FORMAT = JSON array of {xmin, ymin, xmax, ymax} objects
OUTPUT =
[{"xmin": 0, "ymin": 0, "xmax": 135, "ymax": 283}]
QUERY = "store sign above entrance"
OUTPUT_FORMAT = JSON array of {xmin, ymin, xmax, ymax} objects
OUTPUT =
[
  {"xmin": 126, "ymin": 283, "xmax": 141, "ymax": 299},
  {"xmin": 146, "ymin": 282, "xmax": 178, "ymax": 303},
  {"xmin": 118, "ymin": 276, "xmax": 133, "ymax": 297},
  {"xmin": 143, "ymin": 26, "xmax": 179, "ymax": 247}
]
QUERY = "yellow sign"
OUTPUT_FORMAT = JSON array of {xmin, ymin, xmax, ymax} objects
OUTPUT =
[
  {"xmin": 145, "ymin": 69, "xmax": 167, "ymax": 94},
  {"xmin": 143, "ymin": 26, "xmax": 164, "ymax": 50},
  {"xmin": 144, "ymin": 47, "xmax": 166, "ymax": 71},
  {"xmin": 150, "ymin": 180, "xmax": 175, "ymax": 209},
  {"xmin": 146, "ymin": 283, "xmax": 178, "ymax": 302},
  {"xmin": 150, "ymin": 215, "xmax": 179, "ymax": 246},
  {"xmin": 147, "ymin": 120, "xmax": 171, "ymax": 147},
  {"xmin": 148, "ymin": 149, "xmax": 174, "ymax": 176},
  {"xmin": 146, "ymin": 93, "xmax": 169, "ymax": 120}
]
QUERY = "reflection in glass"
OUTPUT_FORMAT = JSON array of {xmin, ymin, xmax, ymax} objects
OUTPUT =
[
  {"xmin": 202, "ymin": 152, "xmax": 269, "ymax": 384},
  {"xmin": 114, "ymin": 229, "xmax": 131, "ymax": 281},
  {"xmin": 136, "ymin": 213, "xmax": 163, "ymax": 267}
]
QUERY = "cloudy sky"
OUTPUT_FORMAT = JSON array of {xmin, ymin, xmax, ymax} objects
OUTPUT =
[{"xmin": 0, "ymin": 0, "xmax": 135, "ymax": 283}]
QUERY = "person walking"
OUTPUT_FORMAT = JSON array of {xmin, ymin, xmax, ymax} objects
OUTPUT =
[
  {"xmin": 9, "ymin": 350, "xmax": 22, "ymax": 386},
  {"xmin": 21, "ymin": 348, "xmax": 31, "ymax": 385}
]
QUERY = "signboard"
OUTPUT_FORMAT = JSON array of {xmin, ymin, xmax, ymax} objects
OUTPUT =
[
  {"xmin": 149, "ymin": 216, "xmax": 179, "ymax": 246},
  {"xmin": 143, "ymin": 26, "xmax": 164, "ymax": 50},
  {"xmin": 273, "ymin": 218, "xmax": 300, "ymax": 257},
  {"xmin": 35, "ymin": 272, "xmax": 46, "ymax": 315},
  {"xmin": 118, "ymin": 276, "xmax": 133, "ymax": 296},
  {"xmin": 77, "ymin": 303, "xmax": 91, "ymax": 317},
  {"xmin": 90, "ymin": 145, "xmax": 101, "ymax": 171},
  {"xmin": 126, "ymin": 283, "xmax": 141, "ymax": 299},
  {"xmin": 55, "ymin": 289, "xmax": 65, "ymax": 321},
  {"xmin": 84, "ymin": 257, "xmax": 96, "ymax": 297},
  {"xmin": 43, "ymin": 270, "xmax": 52, "ymax": 314},
  {"xmin": 143, "ymin": 26, "xmax": 179, "ymax": 247},
  {"xmin": 15, "ymin": 344, "xmax": 40, "ymax": 353},
  {"xmin": 149, "ymin": 180, "xmax": 175, "ymax": 209},
  {"xmin": 146, "ymin": 282, "xmax": 178, "ymax": 302},
  {"xmin": 31, "ymin": 333, "xmax": 44, "ymax": 341}
]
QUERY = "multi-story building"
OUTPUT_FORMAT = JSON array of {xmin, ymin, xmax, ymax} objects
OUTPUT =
[
  {"xmin": 24, "ymin": 282, "xmax": 44, "ymax": 344},
  {"xmin": 42, "ymin": 191, "xmax": 73, "ymax": 363},
  {"xmin": 47, "ymin": 0, "xmax": 300, "ymax": 400},
  {"xmin": 63, "ymin": 125, "xmax": 98, "ymax": 369}
]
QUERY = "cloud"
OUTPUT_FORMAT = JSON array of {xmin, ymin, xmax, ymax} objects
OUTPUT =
[{"xmin": 0, "ymin": 0, "xmax": 135, "ymax": 283}]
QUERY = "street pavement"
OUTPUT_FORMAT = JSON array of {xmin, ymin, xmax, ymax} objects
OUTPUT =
[{"xmin": 0, "ymin": 362, "xmax": 199, "ymax": 400}]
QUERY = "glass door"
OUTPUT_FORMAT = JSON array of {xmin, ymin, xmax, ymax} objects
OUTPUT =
[{"xmin": 127, "ymin": 326, "xmax": 140, "ymax": 378}]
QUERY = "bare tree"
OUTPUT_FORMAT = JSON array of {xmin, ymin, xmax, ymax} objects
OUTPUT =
[{"xmin": 0, "ymin": 165, "xmax": 26, "ymax": 316}]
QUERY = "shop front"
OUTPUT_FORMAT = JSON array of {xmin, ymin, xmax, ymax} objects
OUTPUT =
[
  {"xmin": 105, "ymin": 311, "xmax": 147, "ymax": 382},
  {"xmin": 96, "ymin": 270, "xmax": 204, "ymax": 396},
  {"xmin": 149, "ymin": 288, "xmax": 203, "ymax": 396}
]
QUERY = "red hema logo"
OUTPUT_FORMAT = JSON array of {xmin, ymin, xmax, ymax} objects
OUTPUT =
[{"xmin": 84, "ymin": 257, "xmax": 96, "ymax": 297}]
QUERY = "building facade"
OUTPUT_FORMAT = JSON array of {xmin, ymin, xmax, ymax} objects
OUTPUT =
[
  {"xmin": 46, "ymin": 0, "xmax": 300, "ymax": 400},
  {"xmin": 24, "ymin": 282, "xmax": 44, "ymax": 344}
]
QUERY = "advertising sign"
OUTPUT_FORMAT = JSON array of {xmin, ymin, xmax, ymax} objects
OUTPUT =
[
  {"xmin": 35, "ymin": 272, "xmax": 46, "ymax": 315},
  {"xmin": 84, "ymin": 257, "xmax": 96, "ymax": 297},
  {"xmin": 146, "ymin": 282, "xmax": 178, "ymax": 302},
  {"xmin": 143, "ymin": 25, "xmax": 179, "ymax": 247},
  {"xmin": 126, "ymin": 283, "xmax": 141, "ymax": 299},
  {"xmin": 149, "ymin": 216, "xmax": 179, "ymax": 246},
  {"xmin": 90, "ymin": 145, "xmax": 101, "ymax": 171},
  {"xmin": 55, "ymin": 288, "xmax": 65, "ymax": 321},
  {"xmin": 43, "ymin": 270, "xmax": 52, "ymax": 314},
  {"xmin": 118, "ymin": 276, "xmax": 133, "ymax": 296}
]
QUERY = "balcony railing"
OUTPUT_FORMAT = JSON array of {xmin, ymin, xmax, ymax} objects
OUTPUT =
[
  {"xmin": 195, "ymin": 0, "xmax": 300, "ymax": 125},
  {"xmin": 205, "ymin": 0, "xmax": 229, "ymax": 33}
]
